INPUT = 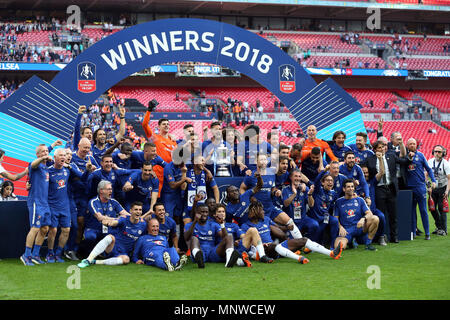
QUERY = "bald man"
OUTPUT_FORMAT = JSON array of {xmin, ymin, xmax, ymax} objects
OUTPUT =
[
  {"xmin": 405, "ymin": 138, "xmax": 436, "ymax": 240},
  {"xmin": 301, "ymin": 125, "xmax": 338, "ymax": 162},
  {"xmin": 20, "ymin": 144, "xmax": 53, "ymax": 266}
]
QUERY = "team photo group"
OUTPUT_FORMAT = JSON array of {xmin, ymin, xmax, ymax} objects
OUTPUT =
[{"xmin": 3, "ymin": 99, "xmax": 448, "ymax": 273}]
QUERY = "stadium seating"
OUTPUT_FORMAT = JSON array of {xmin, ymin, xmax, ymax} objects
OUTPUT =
[
  {"xmin": 269, "ymin": 32, "xmax": 363, "ymax": 53},
  {"xmin": 442, "ymin": 121, "xmax": 450, "ymax": 130},
  {"xmin": 81, "ymin": 26, "xmax": 122, "ymax": 42},
  {"xmin": 396, "ymin": 90, "xmax": 450, "ymax": 112},
  {"xmin": 346, "ymin": 89, "xmax": 397, "ymax": 112},
  {"xmin": 391, "ymin": 57, "xmax": 450, "ymax": 70},
  {"xmin": 306, "ymin": 55, "xmax": 386, "ymax": 69},
  {"xmin": 203, "ymin": 87, "xmax": 278, "ymax": 112},
  {"xmin": 112, "ymin": 87, "xmax": 192, "ymax": 112},
  {"xmin": 15, "ymin": 30, "xmax": 52, "ymax": 46}
]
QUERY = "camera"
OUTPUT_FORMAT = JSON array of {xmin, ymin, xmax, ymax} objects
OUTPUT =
[{"xmin": 147, "ymin": 99, "xmax": 159, "ymax": 112}]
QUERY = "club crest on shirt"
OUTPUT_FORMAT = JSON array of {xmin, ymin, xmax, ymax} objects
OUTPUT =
[
  {"xmin": 57, "ymin": 179, "xmax": 65, "ymax": 188},
  {"xmin": 347, "ymin": 209, "xmax": 355, "ymax": 217}
]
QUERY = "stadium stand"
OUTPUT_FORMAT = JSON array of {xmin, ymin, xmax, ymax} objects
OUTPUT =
[
  {"xmin": 111, "ymin": 87, "xmax": 192, "ymax": 112},
  {"xmin": 396, "ymin": 90, "xmax": 450, "ymax": 112},
  {"xmin": 390, "ymin": 57, "xmax": 450, "ymax": 70}
]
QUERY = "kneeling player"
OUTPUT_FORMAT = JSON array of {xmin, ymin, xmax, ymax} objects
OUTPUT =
[
  {"xmin": 334, "ymin": 179, "xmax": 379, "ymax": 251},
  {"xmin": 241, "ymin": 201, "xmax": 343, "ymax": 264},
  {"xmin": 184, "ymin": 204, "xmax": 241, "ymax": 268},
  {"xmin": 78, "ymin": 202, "xmax": 148, "ymax": 268},
  {"xmin": 132, "ymin": 218, "xmax": 188, "ymax": 271}
]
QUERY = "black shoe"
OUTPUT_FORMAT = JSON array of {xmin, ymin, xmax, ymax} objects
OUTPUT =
[
  {"xmin": 432, "ymin": 228, "xmax": 439, "ymax": 235},
  {"xmin": 194, "ymin": 250, "xmax": 204, "ymax": 269},
  {"xmin": 64, "ymin": 250, "xmax": 79, "ymax": 261},
  {"xmin": 365, "ymin": 244, "xmax": 377, "ymax": 251},
  {"xmin": 416, "ymin": 228, "xmax": 423, "ymax": 236},
  {"xmin": 225, "ymin": 250, "xmax": 240, "ymax": 268},
  {"xmin": 425, "ymin": 235, "xmax": 431, "ymax": 240},
  {"xmin": 390, "ymin": 236, "xmax": 399, "ymax": 243},
  {"xmin": 259, "ymin": 255, "xmax": 274, "ymax": 263}
]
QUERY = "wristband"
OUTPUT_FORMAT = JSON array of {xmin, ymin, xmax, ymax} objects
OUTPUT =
[{"xmin": 120, "ymin": 116, "xmax": 125, "ymax": 119}]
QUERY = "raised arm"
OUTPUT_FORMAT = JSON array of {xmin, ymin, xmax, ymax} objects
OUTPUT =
[
  {"xmin": 116, "ymin": 106, "xmax": 126, "ymax": 141},
  {"xmin": 1, "ymin": 167, "xmax": 29, "ymax": 181},
  {"xmin": 141, "ymin": 110, "xmax": 153, "ymax": 139}
]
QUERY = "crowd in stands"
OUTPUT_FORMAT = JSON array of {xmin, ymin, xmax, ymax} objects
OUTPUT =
[
  {"xmin": 0, "ymin": 15, "xmax": 449, "ymax": 71},
  {"xmin": 0, "ymin": 80, "xmax": 23, "ymax": 103}
]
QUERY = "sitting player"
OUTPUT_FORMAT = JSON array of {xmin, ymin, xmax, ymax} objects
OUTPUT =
[
  {"xmin": 213, "ymin": 204, "xmax": 273, "ymax": 265},
  {"xmin": 334, "ymin": 179, "xmax": 379, "ymax": 251},
  {"xmin": 132, "ymin": 218, "xmax": 188, "ymax": 271},
  {"xmin": 184, "ymin": 204, "xmax": 241, "ymax": 268},
  {"xmin": 77, "ymin": 202, "xmax": 148, "ymax": 268},
  {"xmin": 241, "ymin": 201, "xmax": 343, "ymax": 264}
]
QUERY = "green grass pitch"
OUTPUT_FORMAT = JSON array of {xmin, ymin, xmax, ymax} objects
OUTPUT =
[{"xmin": 1, "ymin": 212, "xmax": 449, "ymax": 300}]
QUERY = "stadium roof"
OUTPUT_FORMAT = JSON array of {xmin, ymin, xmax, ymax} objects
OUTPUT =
[{"xmin": 1, "ymin": 0, "xmax": 449, "ymax": 22}]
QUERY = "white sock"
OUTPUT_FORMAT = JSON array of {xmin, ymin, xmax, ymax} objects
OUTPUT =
[
  {"xmin": 275, "ymin": 244, "xmax": 300, "ymax": 261},
  {"xmin": 288, "ymin": 219, "xmax": 302, "ymax": 239},
  {"xmin": 256, "ymin": 241, "xmax": 266, "ymax": 258},
  {"xmin": 236, "ymin": 258, "xmax": 245, "ymax": 266},
  {"xmin": 248, "ymin": 246, "xmax": 257, "ymax": 260},
  {"xmin": 305, "ymin": 239, "xmax": 331, "ymax": 256},
  {"xmin": 225, "ymin": 248, "xmax": 234, "ymax": 265},
  {"xmin": 96, "ymin": 257, "xmax": 123, "ymax": 265},
  {"xmin": 176, "ymin": 224, "xmax": 181, "ymax": 238},
  {"xmin": 88, "ymin": 235, "xmax": 112, "ymax": 262},
  {"xmin": 191, "ymin": 248, "xmax": 200, "ymax": 257}
]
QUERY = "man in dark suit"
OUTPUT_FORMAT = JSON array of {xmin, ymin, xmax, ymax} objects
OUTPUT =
[
  {"xmin": 376, "ymin": 119, "xmax": 408, "ymax": 189},
  {"xmin": 361, "ymin": 140, "xmax": 410, "ymax": 243}
]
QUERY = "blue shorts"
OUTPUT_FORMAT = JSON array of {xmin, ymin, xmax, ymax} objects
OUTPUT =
[
  {"xmin": 50, "ymin": 207, "xmax": 71, "ymax": 228},
  {"xmin": 344, "ymin": 225, "xmax": 369, "ymax": 245},
  {"xmin": 75, "ymin": 197, "xmax": 89, "ymax": 218},
  {"xmin": 190, "ymin": 245, "xmax": 224, "ymax": 263},
  {"xmin": 27, "ymin": 202, "xmax": 51, "ymax": 228},
  {"xmin": 107, "ymin": 243, "xmax": 129, "ymax": 258},
  {"xmin": 84, "ymin": 228, "xmax": 107, "ymax": 242},
  {"xmin": 235, "ymin": 239, "xmax": 248, "ymax": 254},
  {"xmin": 161, "ymin": 194, "xmax": 184, "ymax": 218},
  {"xmin": 266, "ymin": 206, "xmax": 284, "ymax": 220}
]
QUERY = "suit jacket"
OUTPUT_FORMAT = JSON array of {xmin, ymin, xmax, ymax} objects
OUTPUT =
[{"xmin": 362, "ymin": 153, "xmax": 410, "ymax": 195}]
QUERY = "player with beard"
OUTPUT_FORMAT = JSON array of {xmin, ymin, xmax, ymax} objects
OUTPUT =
[
  {"xmin": 184, "ymin": 204, "xmax": 241, "ymax": 268},
  {"xmin": 241, "ymin": 201, "xmax": 343, "ymax": 263},
  {"xmin": 349, "ymin": 132, "xmax": 374, "ymax": 165}
]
